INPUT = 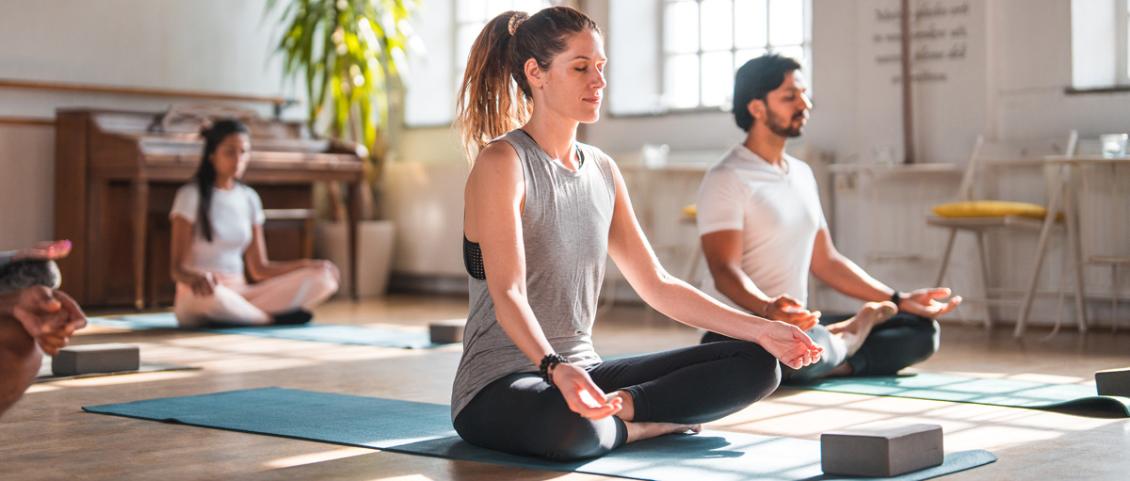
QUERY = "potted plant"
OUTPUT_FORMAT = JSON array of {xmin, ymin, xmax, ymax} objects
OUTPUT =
[{"xmin": 267, "ymin": 0, "xmax": 418, "ymax": 296}]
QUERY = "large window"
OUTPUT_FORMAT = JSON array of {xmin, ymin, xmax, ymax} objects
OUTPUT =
[
  {"xmin": 1123, "ymin": 0, "xmax": 1130, "ymax": 84},
  {"xmin": 456, "ymin": 1, "xmax": 551, "ymax": 79},
  {"xmin": 662, "ymin": 0, "xmax": 810, "ymax": 110},
  {"xmin": 1070, "ymin": 0, "xmax": 1130, "ymax": 89},
  {"xmin": 405, "ymin": 0, "xmax": 549, "ymax": 126}
]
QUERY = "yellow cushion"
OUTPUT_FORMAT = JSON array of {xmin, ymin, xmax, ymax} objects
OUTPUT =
[
  {"xmin": 932, "ymin": 201, "xmax": 1051, "ymax": 220},
  {"xmin": 682, "ymin": 204, "xmax": 697, "ymax": 220}
]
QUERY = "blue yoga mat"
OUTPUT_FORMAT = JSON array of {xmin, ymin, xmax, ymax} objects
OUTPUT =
[
  {"xmin": 84, "ymin": 387, "xmax": 996, "ymax": 481},
  {"xmin": 788, "ymin": 372, "xmax": 1130, "ymax": 417},
  {"xmin": 89, "ymin": 313, "xmax": 438, "ymax": 349}
]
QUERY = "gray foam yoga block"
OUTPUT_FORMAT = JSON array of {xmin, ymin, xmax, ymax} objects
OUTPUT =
[
  {"xmin": 1095, "ymin": 368, "xmax": 1130, "ymax": 397},
  {"xmin": 52, "ymin": 344, "xmax": 140, "ymax": 376},
  {"xmin": 821, "ymin": 423, "xmax": 944, "ymax": 477},
  {"xmin": 429, "ymin": 320, "xmax": 465, "ymax": 344}
]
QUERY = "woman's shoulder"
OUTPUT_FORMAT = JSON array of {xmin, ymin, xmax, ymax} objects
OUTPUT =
[
  {"xmin": 578, "ymin": 142, "xmax": 618, "ymax": 174},
  {"xmin": 234, "ymin": 182, "xmax": 261, "ymax": 197},
  {"xmin": 173, "ymin": 183, "xmax": 199, "ymax": 203},
  {"xmin": 473, "ymin": 140, "xmax": 523, "ymax": 172}
]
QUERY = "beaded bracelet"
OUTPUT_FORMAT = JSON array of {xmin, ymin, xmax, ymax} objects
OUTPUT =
[
  {"xmin": 539, "ymin": 353, "xmax": 568, "ymax": 386},
  {"xmin": 890, "ymin": 290, "xmax": 905, "ymax": 312}
]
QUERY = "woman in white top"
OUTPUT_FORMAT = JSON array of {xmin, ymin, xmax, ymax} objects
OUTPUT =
[{"xmin": 169, "ymin": 119, "xmax": 339, "ymax": 327}]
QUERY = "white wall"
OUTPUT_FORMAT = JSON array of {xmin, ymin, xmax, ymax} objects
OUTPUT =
[
  {"xmin": 0, "ymin": 0, "xmax": 296, "ymax": 250},
  {"xmin": 2, "ymin": 1, "xmax": 1127, "ymax": 321},
  {"xmin": 579, "ymin": 0, "xmax": 1130, "ymax": 160}
]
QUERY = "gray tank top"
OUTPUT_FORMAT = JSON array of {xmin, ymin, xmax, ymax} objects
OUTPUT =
[{"xmin": 451, "ymin": 129, "xmax": 617, "ymax": 419}]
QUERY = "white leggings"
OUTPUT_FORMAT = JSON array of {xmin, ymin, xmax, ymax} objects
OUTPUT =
[{"xmin": 174, "ymin": 265, "xmax": 338, "ymax": 327}]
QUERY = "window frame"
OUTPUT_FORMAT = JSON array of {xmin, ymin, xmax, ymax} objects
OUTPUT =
[
  {"xmin": 451, "ymin": 0, "xmax": 555, "ymax": 107},
  {"xmin": 1119, "ymin": 0, "xmax": 1130, "ymax": 86},
  {"xmin": 657, "ymin": 0, "xmax": 812, "ymax": 113}
]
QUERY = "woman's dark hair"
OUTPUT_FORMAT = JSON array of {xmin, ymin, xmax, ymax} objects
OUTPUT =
[
  {"xmin": 732, "ymin": 53, "xmax": 802, "ymax": 132},
  {"xmin": 194, "ymin": 118, "xmax": 250, "ymax": 242},
  {"xmin": 455, "ymin": 6, "xmax": 600, "ymax": 161}
]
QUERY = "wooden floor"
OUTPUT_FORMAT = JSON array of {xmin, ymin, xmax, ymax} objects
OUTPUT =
[{"xmin": 2, "ymin": 294, "xmax": 1128, "ymax": 480}]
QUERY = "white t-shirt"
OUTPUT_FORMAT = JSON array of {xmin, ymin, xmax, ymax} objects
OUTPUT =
[
  {"xmin": 169, "ymin": 183, "xmax": 265, "ymax": 275},
  {"xmin": 696, "ymin": 144, "xmax": 827, "ymax": 307}
]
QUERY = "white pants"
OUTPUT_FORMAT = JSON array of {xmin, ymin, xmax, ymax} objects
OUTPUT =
[{"xmin": 174, "ymin": 265, "xmax": 338, "ymax": 327}]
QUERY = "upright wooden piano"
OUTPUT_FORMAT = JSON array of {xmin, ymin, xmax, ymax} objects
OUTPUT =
[{"xmin": 54, "ymin": 107, "xmax": 364, "ymax": 308}]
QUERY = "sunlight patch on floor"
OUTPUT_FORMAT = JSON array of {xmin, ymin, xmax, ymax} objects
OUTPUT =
[{"xmin": 264, "ymin": 446, "xmax": 374, "ymax": 469}]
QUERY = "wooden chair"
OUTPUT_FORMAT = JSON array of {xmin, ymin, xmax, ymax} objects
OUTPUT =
[{"xmin": 927, "ymin": 132, "xmax": 1078, "ymax": 333}]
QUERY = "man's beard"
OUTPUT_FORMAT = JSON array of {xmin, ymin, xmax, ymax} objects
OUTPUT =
[{"xmin": 766, "ymin": 110, "xmax": 804, "ymax": 138}]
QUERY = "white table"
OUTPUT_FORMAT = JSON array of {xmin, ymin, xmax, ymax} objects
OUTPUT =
[{"xmin": 1016, "ymin": 154, "xmax": 1130, "ymax": 336}]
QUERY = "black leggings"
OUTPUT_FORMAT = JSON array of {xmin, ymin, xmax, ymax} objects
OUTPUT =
[
  {"xmin": 702, "ymin": 312, "xmax": 940, "ymax": 383},
  {"xmin": 453, "ymin": 341, "xmax": 780, "ymax": 461}
]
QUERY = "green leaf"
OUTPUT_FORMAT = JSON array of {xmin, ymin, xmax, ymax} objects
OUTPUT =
[{"xmin": 267, "ymin": 0, "xmax": 419, "ymax": 171}]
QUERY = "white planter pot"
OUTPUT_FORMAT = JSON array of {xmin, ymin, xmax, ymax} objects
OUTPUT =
[{"xmin": 316, "ymin": 220, "xmax": 396, "ymax": 297}]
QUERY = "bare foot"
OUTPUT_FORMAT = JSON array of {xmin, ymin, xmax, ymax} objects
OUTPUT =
[
  {"xmin": 610, "ymin": 390, "xmax": 634, "ymax": 421},
  {"xmin": 825, "ymin": 301, "xmax": 898, "ymax": 356},
  {"xmin": 625, "ymin": 421, "xmax": 702, "ymax": 444}
]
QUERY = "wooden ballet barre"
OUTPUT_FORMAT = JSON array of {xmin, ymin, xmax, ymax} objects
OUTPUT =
[
  {"xmin": 0, "ymin": 116, "xmax": 54, "ymax": 127},
  {"xmin": 0, "ymin": 78, "xmax": 297, "ymax": 118}
]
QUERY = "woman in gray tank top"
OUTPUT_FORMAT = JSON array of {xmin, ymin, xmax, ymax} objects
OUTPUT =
[{"xmin": 452, "ymin": 6, "xmax": 823, "ymax": 461}]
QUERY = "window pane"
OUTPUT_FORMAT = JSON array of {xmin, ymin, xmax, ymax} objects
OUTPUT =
[
  {"xmin": 513, "ymin": 0, "xmax": 546, "ymax": 13},
  {"xmin": 769, "ymin": 0, "xmax": 804, "ymax": 46},
  {"xmin": 610, "ymin": 0, "xmax": 664, "ymax": 115},
  {"xmin": 458, "ymin": 0, "xmax": 485, "ymax": 22},
  {"xmin": 701, "ymin": 51, "xmax": 734, "ymax": 107},
  {"xmin": 735, "ymin": 48, "xmax": 767, "ymax": 70},
  {"xmin": 486, "ymin": 0, "xmax": 513, "ymax": 16},
  {"xmin": 735, "ymin": 0, "xmax": 767, "ymax": 48},
  {"xmin": 665, "ymin": 1, "xmax": 699, "ymax": 53},
  {"xmin": 700, "ymin": 0, "xmax": 733, "ymax": 51},
  {"xmin": 774, "ymin": 45, "xmax": 805, "ymax": 65},
  {"xmin": 664, "ymin": 54, "xmax": 699, "ymax": 108},
  {"xmin": 457, "ymin": 24, "xmax": 482, "ymax": 71}
]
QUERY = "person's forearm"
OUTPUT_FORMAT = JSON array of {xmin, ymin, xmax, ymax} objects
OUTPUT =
[
  {"xmin": 250, "ymin": 259, "xmax": 310, "ymax": 282},
  {"xmin": 489, "ymin": 287, "xmax": 556, "ymax": 367},
  {"xmin": 170, "ymin": 262, "xmax": 207, "ymax": 285},
  {"xmin": 0, "ymin": 315, "xmax": 39, "ymax": 418},
  {"xmin": 814, "ymin": 255, "xmax": 894, "ymax": 302},
  {"xmin": 637, "ymin": 270, "xmax": 772, "ymax": 343},
  {"xmin": 0, "ymin": 291, "xmax": 16, "ymax": 317},
  {"xmin": 712, "ymin": 266, "xmax": 774, "ymax": 316}
]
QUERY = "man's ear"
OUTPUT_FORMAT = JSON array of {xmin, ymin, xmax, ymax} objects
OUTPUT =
[
  {"xmin": 747, "ymin": 99, "xmax": 764, "ymax": 124},
  {"xmin": 524, "ymin": 58, "xmax": 544, "ymax": 89}
]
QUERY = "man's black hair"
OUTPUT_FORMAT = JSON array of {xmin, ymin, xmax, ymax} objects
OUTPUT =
[{"xmin": 732, "ymin": 54, "xmax": 802, "ymax": 132}]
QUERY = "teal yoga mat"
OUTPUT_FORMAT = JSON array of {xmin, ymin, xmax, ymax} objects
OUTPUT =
[
  {"xmin": 84, "ymin": 387, "xmax": 996, "ymax": 481},
  {"xmin": 89, "ymin": 313, "xmax": 438, "ymax": 349},
  {"xmin": 36, "ymin": 361, "xmax": 198, "ymax": 382},
  {"xmin": 787, "ymin": 372, "xmax": 1130, "ymax": 416}
]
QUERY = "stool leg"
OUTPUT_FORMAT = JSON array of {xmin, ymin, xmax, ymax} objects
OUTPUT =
[
  {"xmin": 975, "ymin": 231, "xmax": 993, "ymax": 330},
  {"xmin": 1018, "ymin": 174, "xmax": 1064, "ymax": 338},
  {"xmin": 1113, "ymin": 264, "xmax": 1120, "ymax": 334},
  {"xmin": 935, "ymin": 229, "xmax": 957, "ymax": 287}
]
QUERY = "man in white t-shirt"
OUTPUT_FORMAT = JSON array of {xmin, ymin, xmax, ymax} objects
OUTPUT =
[{"xmin": 696, "ymin": 54, "xmax": 961, "ymax": 382}]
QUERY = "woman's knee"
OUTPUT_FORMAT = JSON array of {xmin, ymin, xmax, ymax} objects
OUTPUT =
[
  {"xmin": 531, "ymin": 409, "xmax": 621, "ymax": 460},
  {"xmin": 721, "ymin": 342, "xmax": 782, "ymax": 403},
  {"xmin": 306, "ymin": 264, "xmax": 340, "ymax": 297},
  {"xmin": 458, "ymin": 409, "xmax": 620, "ymax": 461},
  {"xmin": 454, "ymin": 387, "xmax": 622, "ymax": 461}
]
